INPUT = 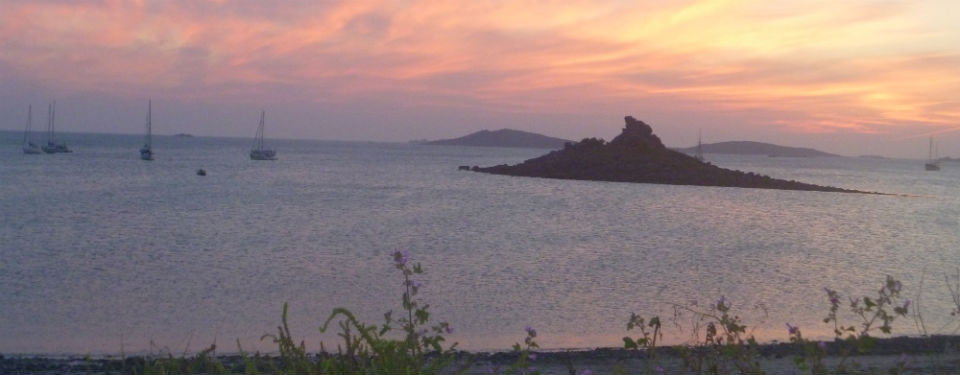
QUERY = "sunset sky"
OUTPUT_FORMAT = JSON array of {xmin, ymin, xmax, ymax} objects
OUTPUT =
[{"xmin": 1, "ymin": 0, "xmax": 958, "ymax": 157}]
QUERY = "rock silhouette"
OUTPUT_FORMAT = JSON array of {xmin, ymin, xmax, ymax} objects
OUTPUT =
[{"xmin": 474, "ymin": 116, "xmax": 875, "ymax": 193}]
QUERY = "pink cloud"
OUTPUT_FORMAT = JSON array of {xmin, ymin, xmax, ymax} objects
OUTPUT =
[{"xmin": 1, "ymin": 0, "xmax": 958, "ymax": 141}]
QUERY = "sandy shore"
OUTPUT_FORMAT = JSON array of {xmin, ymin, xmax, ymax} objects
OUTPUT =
[{"xmin": 3, "ymin": 336, "xmax": 959, "ymax": 374}]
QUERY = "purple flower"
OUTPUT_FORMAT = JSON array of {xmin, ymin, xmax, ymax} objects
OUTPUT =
[
  {"xmin": 393, "ymin": 250, "xmax": 409, "ymax": 266},
  {"xmin": 656, "ymin": 365, "xmax": 664, "ymax": 373},
  {"xmin": 446, "ymin": 326, "xmax": 454, "ymax": 334},
  {"xmin": 786, "ymin": 323, "xmax": 798, "ymax": 335},
  {"xmin": 525, "ymin": 325, "xmax": 537, "ymax": 337},
  {"xmin": 580, "ymin": 369, "xmax": 593, "ymax": 375},
  {"xmin": 528, "ymin": 353, "xmax": 537, "ymax": 361},
  {"xmin": 818, "ymin": 341, "xmax": 827, "ymax": 350},
  {"xmin": 904, "ymin": 299, "xmax": 911, "ymax": 310},
  {"xmin": 716, "ymin": 295, "xmax": 726, "ymax": 307}
]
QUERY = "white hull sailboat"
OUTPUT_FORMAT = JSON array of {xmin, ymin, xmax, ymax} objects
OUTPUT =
[
  {"xmin": 925, "ymin": 137, "xmax": 940, "ymax": 171},
  {"xmin": 22, "ymin": 105, "xmax": 42, "ymax": 154},
  {"xmin": 140, "ymin": 100, "xmax": 154, "ymax": 161},
  {"xmin": 249, "ymin": 110, "xmax": 277, "ymax": 160},
  {"xmin": 41, "ymin": 102, "xmax": 72, "ymax": 154}
]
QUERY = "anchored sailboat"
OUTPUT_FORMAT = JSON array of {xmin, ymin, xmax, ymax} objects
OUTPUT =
[
  {"xmin": 925, "ymin": 137, "xmax": 940, "ymax": 171},
  {"xmin": 41, "ymin": 102, "xmax": 71, "ymax": 153},
  {"xmin": 22, "ymin": 105, "xmax": 41, "ymax": 154},
  {"xmin": 140, "ymin": 100, "xmax": 154, "ymax": 161},
  {"xmin": 249, "ymin": 110, "xmax": 277, "ymax": 160},
  {"xmin": 694, "ymin": 129, "xmax": 705, "ymax": 162}
]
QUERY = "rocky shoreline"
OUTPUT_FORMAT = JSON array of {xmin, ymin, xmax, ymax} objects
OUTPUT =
[
  {"xmin": 473, "ymin": 116, "xmax": 882, "ymax": 194},
  {"xmin": 3, "ymin": 336, "xmax": 959, "ymax": 374}
]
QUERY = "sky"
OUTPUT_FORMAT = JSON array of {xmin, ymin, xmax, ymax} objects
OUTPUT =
[{"xmin": 1, "ymin": 0, "xmax": 958, "ymax": 158}]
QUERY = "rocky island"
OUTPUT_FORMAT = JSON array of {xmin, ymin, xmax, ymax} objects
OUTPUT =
[
  {"xmin": 426, "ymin": 129, "xmax": 571, "ymax": 149},
  {"xmin": 473, "ymin": 116, "xmax": 875, "ymax": 193},
  {"xmin": 675, "ymin": 140, "xmax": 839, "ymax": 157}
]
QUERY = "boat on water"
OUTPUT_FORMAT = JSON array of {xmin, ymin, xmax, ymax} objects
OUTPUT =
[
  {"xmin": 41, "ymin": 102, "xmax": 72, "ymax": 154},
  {"xmin": 140, "ymin": 100, "xmax": 154, "ymax": 161},
  {"xmin": 694, "ymin": 129, "xmax": 705, "ymax": 162},
  {"xmin": 22, "ymin": 105, "xmax": 42, "ymax": 154},
  {"xmin": 249, "ymin": 110, "xmax": 277, "ymax": 160},
  {"xmin": 925, "ymin": 137, "xmax": 940, "ymax": 171}
]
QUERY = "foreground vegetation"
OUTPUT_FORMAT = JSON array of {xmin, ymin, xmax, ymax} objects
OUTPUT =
[{"xmin": 3, "ymin": 253, "xmax": 960, "ymax": 374}]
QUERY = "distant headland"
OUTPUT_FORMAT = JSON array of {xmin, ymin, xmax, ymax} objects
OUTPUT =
[
  {"xmin": 471, "ymin": 116, "xmax": 879, "ymax": 194},
  {"xmin": 675, "ymin": 141, "xmax": 839, "ymax": 157},
  {"xmin": 425, "ymin": 129, "xmax": 571, "ymax": 149}
]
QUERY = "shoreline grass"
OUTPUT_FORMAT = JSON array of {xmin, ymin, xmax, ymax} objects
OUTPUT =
[{"xmin": 3, "ymin": 253, "xmax": 960, "ymax": 374}]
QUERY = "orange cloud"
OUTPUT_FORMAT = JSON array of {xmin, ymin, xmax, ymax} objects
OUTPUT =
[{"xmin": 1, "ymin": 0, "xmax": 958, "ymax": 136}]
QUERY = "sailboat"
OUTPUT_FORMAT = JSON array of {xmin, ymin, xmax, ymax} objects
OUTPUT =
[
  {"xmin": 41, "ymin": 102, "xmax": 72, "ymax": 153},
  {"xmin": 22, "ymin": 105, "xmax": 42, "ymax": 154},
  {"xmin": 140, "ymin": 100, "xmax": 154, "ymax": 161},
  {"xmin": 249, "ymin": 110, "xmax": 277, "ymax": 160},
  {"xmin": 694, "ymin": 129, "xmax": 705, "ymax": 162},
  {"xmin": 925, "ymin": 137, "xmax": 940, "ymax": 171}
]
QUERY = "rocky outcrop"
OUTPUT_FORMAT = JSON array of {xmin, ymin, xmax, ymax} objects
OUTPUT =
[{"xmin": 473, "ymin": 116, "xmax": 877, "ymax": 194}]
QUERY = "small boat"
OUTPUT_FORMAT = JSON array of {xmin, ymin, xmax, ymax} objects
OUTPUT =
[
  {"xmin": 140, "ymin": 100, "xmax": 154, "ymax": 161},
  {"xmin": 694, "ymin": 129, "xmax": 705, "ymax": 162},
  {"xmin": 22, "ymin": 105, "xmax": 42, "ymax": 154},
  {"xmin": 925, "ymin": 137, "xmax": 940, "ymax": 171},
  {"xmin": 249, "ymin": 110, "xmax": 277, "ymax": 160},
  {"xmin": 41, "ymin": 102, "xmax": 72, "ymax": 153}
]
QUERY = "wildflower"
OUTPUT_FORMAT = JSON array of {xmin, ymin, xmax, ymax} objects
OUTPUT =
[
  {"xmin": 824, "ymin": 288, "xmax": 840, "ymax": 306},
  {"xmin": 818, "ymin": 341, "xmax": 827, "ymax": 350},
  {"xmin": 528, "ymin": 353, "xmax": 537, "ymax": 361},
  {"xmin": 903, "ymin": 299, "xmax": 911, "ymax": 310},
  {"xmin": 580, "ymin": 369, "xmax": 593, "ymax": 375},
  {"xmin": 716, "ymin": 295, "xmax": 726, "ymax": 307},
  {"xmin": 393, "ymin": 250, "xmax": 409, "ymax": 266},
  {"xmin": 656, "ymin": 365, "xmax": 664, "ymax": 373},
  {"xmin": 446, "ymin": 326, "xmax": 454, "ymax": 334},
  {"xmin": 786, "ymin": 323, "xmax": 798, "ymax": 335},
  {"xmin": 525, "ymin": 325, "xmax": 537, "ymax": 337}
]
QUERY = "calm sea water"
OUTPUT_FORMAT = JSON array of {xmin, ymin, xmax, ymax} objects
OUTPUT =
[{"xmin": 1, "ymin": 130, "xmax": 959, "ymax": 355}]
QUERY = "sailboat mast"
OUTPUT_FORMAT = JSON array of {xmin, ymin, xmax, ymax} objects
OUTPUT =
[
  {"xmin": 52, "ymin": 101, "xmax": 56, "ymax": 143},
  {"xmin": 23, "ymin": 105, "xmax": 32, "ymax": 144},
  {"xmin": 929, "ymin": 137, "xmax": 934, "ymax": 161},
  {"xmin": 146, "ymin": 100, "xmax": 152, "ymax": 147},
  {"xmin": 47, "ymin": 103, "xmax": 52, "ymax": 142},
  {"xmin": 697, "ymin": 129, "xmax": 703, "ymax": 160},
  {"xmin": 258, "ymin": 110, "xmax": 265, "ymax": 151}
]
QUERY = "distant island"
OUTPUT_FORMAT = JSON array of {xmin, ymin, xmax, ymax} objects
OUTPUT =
[
  {"xmin": 471, "ymin": 116, "xmax": 878, "ymax": 194},
  {"xmin": 675, "ymin": 141, "xmax": 839, "ymax": 157},
  {"xmin": 425, "ymin": 129, "xmax": 571, "ymax": 149},
  {"xmin": 173, "ymin": 133, "xmax": 193, "ymax": 137}
]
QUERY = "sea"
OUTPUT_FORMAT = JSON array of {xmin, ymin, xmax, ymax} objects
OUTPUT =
[{"xmin": 1, "ymin": 130, "xmax": 959, "ymax": 355}]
